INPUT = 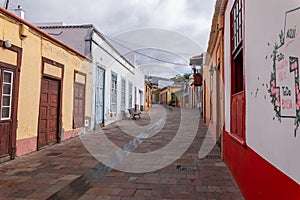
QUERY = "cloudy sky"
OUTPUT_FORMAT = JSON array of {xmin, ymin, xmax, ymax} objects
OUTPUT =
[{"xmin": 1, "ymin": 0, "xmax": 215, "ymax": 77}]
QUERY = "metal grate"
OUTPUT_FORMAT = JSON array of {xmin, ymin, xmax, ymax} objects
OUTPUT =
[
  {"xmin": 176, "ymin": 165, "xmax": 198, "ymax": 171},
  {"xmin": 205, "ymin": 154, "xmax": 221, "ymax": 159}
]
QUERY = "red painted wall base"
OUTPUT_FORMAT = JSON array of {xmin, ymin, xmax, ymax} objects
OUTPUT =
[
  {"xmin": 62, "ymin": 128, "xmax": 83, "ymax": 141},
  {"xmin": 224, "ymin": 131, "xmax": 300, "ymax": 200},
  {"xmin": 16, "ymin": 137, "xmax": 37, "ymax": 156}
]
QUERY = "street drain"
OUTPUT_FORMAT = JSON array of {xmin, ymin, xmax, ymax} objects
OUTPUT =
[
  {"xmin": 45, "ymin": 152, "xmax": 62, "ymax": 156},
  {"xmin": 204, "ymin": 154, "xmax": 220, "ymax": 159},
  {"xmin": 176, "ymin": 165, "xmax": 198, "ymax": 171}
]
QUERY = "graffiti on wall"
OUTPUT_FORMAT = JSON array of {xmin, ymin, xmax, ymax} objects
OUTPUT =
[{"xmin": 269, "ymin": 7, "xmax": 300, "ymax": 137}]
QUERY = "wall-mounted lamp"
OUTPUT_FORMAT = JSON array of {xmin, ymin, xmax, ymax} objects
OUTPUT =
[
  {"xmin": 4, "ymin": 40, "xmax": 12, "ymax": 48},
  {"xmin": 209, "ymin": 66, "xmax": 217, "ymax": 93},
  {"xmin": 209, "ymin": 66, "xmax": 218, "ymax": 76}
]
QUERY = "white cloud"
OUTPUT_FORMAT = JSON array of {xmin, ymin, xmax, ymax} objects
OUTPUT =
[
  {"xmin": 11, "ymin": 0, "xmax": 215, "ymax": 48},
  {"xmin": 1, "ymin": 0, "xmax": 215, "ymax": 77}
]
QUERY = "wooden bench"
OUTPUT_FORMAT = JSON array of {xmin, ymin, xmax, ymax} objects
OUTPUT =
[{"xmin": 128, "ymin": 108, "xmax": 141, "ymax": 120}]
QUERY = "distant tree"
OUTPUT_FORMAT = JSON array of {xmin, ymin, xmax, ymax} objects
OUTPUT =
[
  {"xmin": 171, "ymin": 73, "xmax": 191, "ymax": 83},
  {"xmin": 183, "ymin": 73, "xmax": 191, "ymax": 80}
]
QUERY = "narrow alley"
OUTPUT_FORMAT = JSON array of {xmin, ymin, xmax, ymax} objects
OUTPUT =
[
  {"xmin": 0, "ymin": 1, "xmax": 300, "ymax": 199},
  {"xmin": 0, "ymin": 105, "xmax": 242, "ymax": 199}
]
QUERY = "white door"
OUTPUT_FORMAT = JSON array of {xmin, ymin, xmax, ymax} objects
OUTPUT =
[{"xmin": 96, "ymin": 67, "xmax": 105, "ymax": 124}]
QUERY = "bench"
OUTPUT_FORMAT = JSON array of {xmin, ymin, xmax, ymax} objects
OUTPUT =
[{"xmin": 128, "ymin": 108, "xmax": 141, "ymax": 120}]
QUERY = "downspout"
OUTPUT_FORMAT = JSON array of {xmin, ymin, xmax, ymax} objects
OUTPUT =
[{"xmin": 219, "ymin": 15, "xmax": 225, "ymax": 160}]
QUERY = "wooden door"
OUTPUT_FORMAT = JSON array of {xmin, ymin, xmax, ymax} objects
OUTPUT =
[
  {"xmin": 0, "ymin": 70, "xmax": 14, "ymax": 157},
  {"xmin": 38, "ymin": 77, "xmax": 60, "ymax": 149}
]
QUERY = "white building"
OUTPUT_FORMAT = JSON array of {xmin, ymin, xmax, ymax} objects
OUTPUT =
[
  {"xmin": 214, "ymin": 0, "xmax": 300, "ymax": 199},
  {"xmin": 39, "ymin": 24, "xmax": 145, "ymax": 128}
]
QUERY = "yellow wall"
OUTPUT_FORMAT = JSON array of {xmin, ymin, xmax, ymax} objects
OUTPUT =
[
  {"xmin": 144, "ymin": 83, "xmax": 153, "ymax": 110},
  {"xmin": 0, "ymin": 11, "xmax": 92, "ymax": 141},
  {"xmin": 159, "ymin": 87, "xmax": 169, "ymax": 104},
  {"xmin": 0, "ymin": 47, "xmax": 17, "ymax": 65},
  {"xmin": 159, "ymin": 86, "xmax": 181, "ymax": 104},
  {"xmin": 41, "ymin": 40, "xmax": 92, "ymax": 132}
]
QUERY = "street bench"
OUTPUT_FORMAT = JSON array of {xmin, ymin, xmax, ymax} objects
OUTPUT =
[{"xmin": 128, "ymin": 108, "xmax": 141, "ymax": 120}]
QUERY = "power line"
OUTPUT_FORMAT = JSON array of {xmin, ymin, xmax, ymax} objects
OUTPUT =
[
  {"xmin": 104, "ymin": 34, "xmax": 190, "ymax": 67},
  {"xmin": 111, "ymin": 37, "xmax": 194, "ymax": 57}
]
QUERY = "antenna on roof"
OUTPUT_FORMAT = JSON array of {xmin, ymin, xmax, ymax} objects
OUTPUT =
[{"xmin": 4, "ymin": 0, "xmax": 10, "ymax": 9}]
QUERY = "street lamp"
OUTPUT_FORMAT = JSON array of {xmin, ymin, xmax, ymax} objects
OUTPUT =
[
  {"xmin": 209, "ymin": 66, "xmax": 217, "ymax": 93},
  {"xmin": 209, "ymin": 67, "xmax": 214, "ymax": 76}
]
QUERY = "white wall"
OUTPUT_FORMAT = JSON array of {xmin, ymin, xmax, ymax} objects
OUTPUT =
[
  {"xmin": 224, "ymin": 0, "xmax": 233, "ymax": 133},
  {"xmin": 39, "ymin": 26, "xmax": 141, "ymax": 127},
  {"xmin": 91, "ymin": 32, "xmax": 136, "ymax": 125},
  {"xmin": 134, "ymin": 67, "xmax": 145, "ymax": 109},
  {"xmin": 224, "ymin": 0, "xmax": 300, "ymax": 184}
]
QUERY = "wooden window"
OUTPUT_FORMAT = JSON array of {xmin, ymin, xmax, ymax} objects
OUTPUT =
[
  {"xmin": 232, "ymin": 0, "xmax": 243, "ymax": 54},
  {"xmin": 128, "ymin": 81, "xmax": 133, "ymax": 109},
  {"xmin": 73, "ymin": 71, "xmax": 86, "ymax": 128},
  {"xmin": 230, "ymin": 0, "xmax": 245, "ymax": 144},
  {"xmin": 111, "ymin": 72, "xmax": 118, "ymax": 112},
  {"xmin": 1, "ymin": 71, "xmax": 13, "ymax": 120},
  {"xmin": 121, "ymin": 78, "xmax": 126, "ymax": 111}
]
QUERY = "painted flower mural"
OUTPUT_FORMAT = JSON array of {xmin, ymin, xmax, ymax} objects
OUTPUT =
[{"xmin": 268, "ymin": 7, "xmax": 300, "ymax": 137}]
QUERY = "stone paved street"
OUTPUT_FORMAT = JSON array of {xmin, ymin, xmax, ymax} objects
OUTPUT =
[{"xmin": 0, "ymin": 105, "xmax": 243, "ymax": 199}]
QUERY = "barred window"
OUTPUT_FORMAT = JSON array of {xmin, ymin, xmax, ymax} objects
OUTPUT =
[{"xmin": 231, "ymin": 0, "xmax": 242, "ymax": 54}]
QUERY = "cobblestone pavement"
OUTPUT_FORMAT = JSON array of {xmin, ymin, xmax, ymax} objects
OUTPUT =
[{"xmin": 0, "ymin": 105, "xmax": 243, "ymax": 200}]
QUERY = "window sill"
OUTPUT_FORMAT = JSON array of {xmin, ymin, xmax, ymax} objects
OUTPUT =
[{"xmin": 227, "ymin": 131, "xmax": 247, "ymax": 147}]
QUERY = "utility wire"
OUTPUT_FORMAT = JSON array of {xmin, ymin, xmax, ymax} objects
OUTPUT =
[
  {"xmin": 111, "ymin": 37, "xmax": 195, "ymax": 58},
  {"xmin": 104, "ymin": 34, "xmax": 190, "ymax": 67}
]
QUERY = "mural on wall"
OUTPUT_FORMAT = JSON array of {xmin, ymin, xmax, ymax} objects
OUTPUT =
[{"xmin": 268, "ymin": 7, "xmax": 300, "ymax": 137}]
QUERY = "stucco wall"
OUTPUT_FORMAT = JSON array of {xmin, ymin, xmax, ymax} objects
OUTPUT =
[
  {"xmin": 91, "ymin": 33, "xmax": 137, "ymax": 125},
  {"xmin": 0, "ymin": 11, "xmax": 92, "ymax": 154},
  {"xmin": 224, "ymin": 0, "xmax": 300, "ymax": 184}
]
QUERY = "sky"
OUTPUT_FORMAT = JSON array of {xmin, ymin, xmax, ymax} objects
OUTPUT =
[{"xmin": 1, "ymin": 0, "xmax": 215, "ymax": 78}]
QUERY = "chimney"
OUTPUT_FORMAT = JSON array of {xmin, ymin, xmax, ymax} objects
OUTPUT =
[{"xmin": 13, "ymin": 5, "xmax": 25, "ymax": 19}]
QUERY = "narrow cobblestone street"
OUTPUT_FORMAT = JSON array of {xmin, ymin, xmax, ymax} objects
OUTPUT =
[{"xmin": 0, "ymin": 105, "xmax": 243, "ymax": 200}]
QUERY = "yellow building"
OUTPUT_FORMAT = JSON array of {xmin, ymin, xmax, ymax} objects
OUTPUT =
[
  {"xmin": 159, "ymin": 86, "xmax": 181, "ymax": 105},
  {"xmin": 0, "ymin": 8, "xmax": 92, "ymax": 159},
  {"xmin": 144, "ymin": 81, "xmax": 153, "ymax": 111}
]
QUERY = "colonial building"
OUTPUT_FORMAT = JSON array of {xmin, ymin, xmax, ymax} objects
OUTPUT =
[
  {"xmin": 0, "ymin": 7, "xmax": 92, "ymax": 159},
  {"xmin": 38, "ymin": 24, "xmax": 145, "ymax": 127},
  {"xmin": 206, "ymin": 0, "xmax": 300, "ymax": 199},
  {"xmin": 144, "ymin": 80, "xmax": 153, "ymax": 111},
  {"xmin": 204, "ymin": 0, "xmax": 225, "ymax": 157},
  {"xmin": 159, "ymin": 85, "xmax": 181, "ymax": 105}
]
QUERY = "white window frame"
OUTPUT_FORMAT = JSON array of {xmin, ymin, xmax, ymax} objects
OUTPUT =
[
  {"xmin": 1, "ymin": 70, "xmax": 13, "ymax": 120},
  {"xmin": 111, "ymin": 72, "xmax": 118, "ymax": 112},
  {"xmin": 121, "ymin": 78, "xmax": 126, "ymax": 111},
  {"xmin": 128, "ymin": 81, "xmax": 133, "ymax": 109}
]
